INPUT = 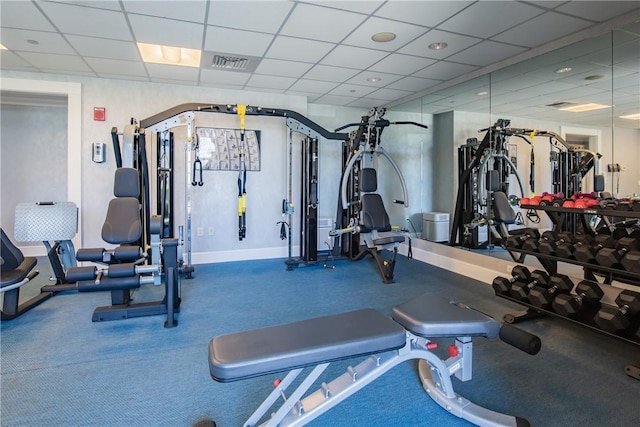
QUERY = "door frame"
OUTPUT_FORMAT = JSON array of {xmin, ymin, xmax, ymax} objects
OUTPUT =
[{"xmin": 1, "ymin": 77, "xmax": 82, "ymax": 252}]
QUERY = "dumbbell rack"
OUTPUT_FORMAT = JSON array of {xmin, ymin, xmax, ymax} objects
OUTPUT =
[{"xmin": 501, "ymin": 204, "xmax": 640, "ymax": 379}]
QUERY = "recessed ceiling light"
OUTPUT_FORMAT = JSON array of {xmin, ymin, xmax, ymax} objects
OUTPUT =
[
  {"xmin": 137, "ymin": 42, "xmax": 201, "ymax": 67},
  {"xmin": 476, "ymin": 91, "xmax": 489, "ymax": 96},
  {"xmin": 27, "ymin": 39, "xmax": 39, "ymax": 45},
  {"xmin": 584, "ymin": 74, "xmax": 605, "ymax": 81},
  {"xmin": 428, "ymin": 42, "xmax": 448, "ymax": 50},
  {"xmin": 558, "ymin": 102, "xmax": 610, "ymax": 112},
  {"xmin": 0, "ymin": 43, "xmax": 7, "ymax": 50},
  {"xmin": 555, "ymin": 67, "xmax": 572, "ymax": 74},
  {"xmin": 367, "ymin": 77, "xmax": 381, "ymax": 83},
  {"xmin": 620, "ymin": 113, "xmax": 640, "ymax": 120},
  {"xmin": 371, "ymin": 32, "xmax": 396, "ymax": 42}
]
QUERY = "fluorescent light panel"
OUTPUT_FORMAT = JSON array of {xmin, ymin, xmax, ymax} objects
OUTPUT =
[
  {"xmin": 137, "ymin": 42, "xmax": 201, "ymax": 67},
  {"xmin": 620, "ymin": 113, "xmax": 640, "ymax": 120},
  {"xmin": 558, "ymin": 102, "xmax": 610, "ymax": 112}
]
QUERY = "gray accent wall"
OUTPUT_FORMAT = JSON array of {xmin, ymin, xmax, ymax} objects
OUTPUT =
[{"xmin": 0, "ymin": 103, "xmax": 68, "ymax": 245}]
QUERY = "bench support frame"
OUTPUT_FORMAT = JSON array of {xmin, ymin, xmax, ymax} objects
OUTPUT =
[{"xmin": 243, "ymin": 333, "xmax": 524, "ymax": 427}]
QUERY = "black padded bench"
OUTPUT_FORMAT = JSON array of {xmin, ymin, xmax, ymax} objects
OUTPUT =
[{"xmin": 208, "ymin": 293, "xmax": 540, "ymax": 427}]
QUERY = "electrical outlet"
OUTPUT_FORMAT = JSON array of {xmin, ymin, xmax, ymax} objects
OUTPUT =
[
  {"xmin": 197, "ymin": 227, "xmax": 204, "ymax": 236},
  {"xmin": 208, "ymin": 227, "xmax": 214, "ymax": 236}
]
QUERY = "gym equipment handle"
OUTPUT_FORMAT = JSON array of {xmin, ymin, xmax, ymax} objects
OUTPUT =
[{"xmin": 498, "ymin": 323, "xmax": 542, "ymax": 355}]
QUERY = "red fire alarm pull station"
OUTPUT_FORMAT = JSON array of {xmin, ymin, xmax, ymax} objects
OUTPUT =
[{"xmin": 93, "ymin": 107, "xmax": 106, "ymax": 121}]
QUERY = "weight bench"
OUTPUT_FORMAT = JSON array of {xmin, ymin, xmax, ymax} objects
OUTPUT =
[{"xmin": 208, "ymin": 293, "xmax": 541, "ymax": 426}]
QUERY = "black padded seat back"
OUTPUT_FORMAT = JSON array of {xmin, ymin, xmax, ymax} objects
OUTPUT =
[
  {"xmin": 113, "ymin": 168, "xmax": 139, "ymax": 198},
  {"xmin": 392, "ymin": 293, "xmax": 500, "ymax": 338},
  {"xmin": 361, "ymin": 194, "xmax": 392, "ymax": 232},
  {"xmin": 101, "ymin": 198, "xmax": 142, "ymax": 244},
  {"xmin": 100, "ymin": 168, "xmax": 143, "ymax": 245},
  {"xmin": 1, "ymin": 228, "xmax": 37, "ymax": 287},
  {"xmin": 360, "ymin": 168, "xmax": 378, "ymax": 193},
  {"xmin": 1, "ymin": 228, "xmax": 23, "ymax": 271},
  {"xmin": 486, "ymin": 170, "xmax": 501, "ymax": 192},
  {"xmin": 492, "ymin": 192, "xmax": 516, "ymax": 225}
]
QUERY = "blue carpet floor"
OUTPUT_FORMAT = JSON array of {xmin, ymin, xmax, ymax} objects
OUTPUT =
[{"xmin": 1, "ymin": 256, "xmax": 639, "ymax": 426}]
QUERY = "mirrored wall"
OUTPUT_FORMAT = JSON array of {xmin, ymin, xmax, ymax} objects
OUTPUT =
[{"xmin": 388, "ymin": 20, "xmax": 639, "ymax": 258}]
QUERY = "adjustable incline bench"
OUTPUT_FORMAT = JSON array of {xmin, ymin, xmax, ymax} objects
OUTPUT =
[{"xmin": 208, "ymin": 293, "xmax": 541, "ymax": 426}]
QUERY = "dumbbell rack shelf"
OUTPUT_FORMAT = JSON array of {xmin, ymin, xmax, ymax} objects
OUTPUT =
[
  {"xmin": 496, "ymin": 293, "xmax": 640, "ymax": 348},
  {"xmin": 504, "ymin": 204, "xmax": 640, "ymax": 379},
  {"xmin": 516, "ymin": 204, "xmax": 640, "ymax": 286}
]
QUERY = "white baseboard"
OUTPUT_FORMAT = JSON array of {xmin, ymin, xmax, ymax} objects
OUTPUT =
[
  {"xmin": 18, "ymin": 245, "xmax": 47, "ymax": 258},
  {"xmin": 398, "ymin": 239, "xmax": 517, "ymax": 285},
  {"xmin": 191, "ymin": 245, "xmax": 299, "ymax": 264}
]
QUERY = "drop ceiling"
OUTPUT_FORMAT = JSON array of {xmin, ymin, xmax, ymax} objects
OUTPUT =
[{"xmin": 1, "ymin": 0, "xmax": 639, "ymax": 123}]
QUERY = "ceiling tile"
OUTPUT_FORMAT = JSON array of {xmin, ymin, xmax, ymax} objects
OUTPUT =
[
  {"xmin": 412, "ymin": 61, "xmax": 478, "ymax": 80},
  {"xmin": 555, "ymin": 1, "xmax": 640, "ymax": 22},
  {"xmin": 38, "ymin": 1, "xmax": 132, "ymax": 41},
  {"xmin": 446, "ymin": 41, "xmax": 527, "ymax": 67},
  {"xmin": 348, "ymin": 97, "xmax": 389, "ymax": 108},
  {"xmin": 284, "ymin": 90, "xmax": 323, "ymax": 100},
  {"xmin": 385, "ymin": 76, "xmax": 441, "ymax": 92},
  {"xmin": 368, "ymin": 53, "xmax": 434, "ymax": 75},
  {"xmin": 346, "ymin": 70, "xmax": 403, "ymax": 87},
  {"xmin": 123, "ymin": 0, "xmax": 208, "ymax": 23},
  {"xmin": 246, "ymin": 74, "xmax": 297, "ymax": 90},
  {"xmin": 368, "ymin": 87, "xmax": 413, "ymax": 101},
  {"xmin": 98, "ymin": 73, "xmax": 149, "ymax": 82},
  {"xmin": 374, "ymin": 1, "xmax": 473, "ymax": 27},
  {"xmin": 204, "ymin": 26, "xmax": 274, "ymax": 56},
  {"xmin": 254, "ymin": 58, "xmax": 313, "ymax": 78},
  {"xmin": 0, "ymin": 1, "xmax": 56, "ymax": 32},
  {"xmin": 280, "ymin": 2, "xmax": 367, "ymax": 43},
  {"xmin": 329, "ymin": 83, "xmax": 377, "ymax": 97},
  {"xmin": 146, "ymin": 63, "xmax": 200, "ymax": 82},
  {"xmin": 289, "ymin": 79, "xmax": 339, "ymax": 94},
  {"xmin": 492, "ymin": 12, "xmax": 593, "ymax": 47},
  {"xmin": 129, "ymin": 14, "xmax": 204, "ymax": 49},
  {"xmin": 321, "ymin": 45, "xmax": 388, "ymax": 69},
  {"xmin": 0, "ymin": 29, "xmax": 75, "ymax": 55},
  {"xmin": 303, "ymin": 65, "xmax": 360, "ymax": 82},
  {"xmin": 302, "ymin": 1, "xmax": 384, "ymax": 14},
  {"xmin": 0, "ymin": 51, "xmax": 37, "ymax": 70},
  {"xmin": 399, "ymin": 29, "xmax": 482, "ymax": 59},
  {"xmin": 66, "ymin": 36, "xmax": 140, "ymax": 61},
  {"xmin": 266, "ymin": 36, "xmax": 335, "ymax": 63},
  {"xmin": 243, "ymin": 86, "xmax": 285, "ymax": 94},
  {"xmin": 85, "ymin": 57, "xmax": 147, "ymax": 76},
  {"xmin": 438, "ymin": 2, "xmax": 543, "ymax": 39},
  {"xmin": 342, "ymin": 17, "xmax": 428, "ymax": 52},
  {"xmin": 17, "ymin": 52, "xmax": 93, "ymax": 73},
  {"xmin": 200, "ymin": 69, "xmax": 251, "ymax": 86},
  {"xmin": 313, "ymin": 94, "xmax": 359, "ymax": 106},
  {"xmin": 208, "ymin": 1, "xmax": 294, "ymax": 33}
]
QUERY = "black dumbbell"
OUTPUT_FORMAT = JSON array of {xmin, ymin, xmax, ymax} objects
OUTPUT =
[
  {"xmin": 528, "ymin": 274, "xmax": 574, "ymax": 309},
  {"xmin": 621, "ymin": 251, "xmax": 640, "ymax": 273},
  {"xmin": 594, "ymin": 290, "xmax": 640, "ymax": 333},
  {"xmin": 555, "ymin": 234, "xmax": 594, "ymax": 259},
  {"xmin": 510, "ymin": 270, "xmax": 551, "ymax": 301},
  {"xmin": 552, "ymin": 280, "xmax": 604, "ymax": 317},
  {"xmin": 573, "ymin": 234, "xmax": 615, "ymax": 263},
  {"xmin": 505, "ymin": 228, "xmax": 540, "ymax": 249},
  {"xmin": 538, "ymin": 231, "xmax": 575, "ymax": 256},
  {"xmin": 492, "ymin": 265, "xmax": 532, "ymax": 295},
  {"xmin": 594, "ymin": 237, "xmax": 640, "ymax": 267}
]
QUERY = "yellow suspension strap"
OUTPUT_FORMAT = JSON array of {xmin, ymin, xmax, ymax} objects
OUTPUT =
[
  {"xmin": 529, "ymin": 130, "xmax": 535, "ymax": 196},
  {"xmin": 237, "ymin": 104, "xmax": 247, "ymax": 240}
]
